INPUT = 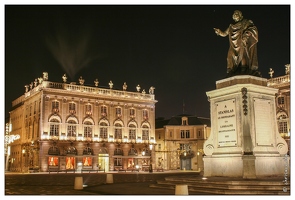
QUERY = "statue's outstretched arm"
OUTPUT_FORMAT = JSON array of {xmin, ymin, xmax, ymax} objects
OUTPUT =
[{"xmin": 213, "ymin": 27, "xmax": 229, "ymax": 37}]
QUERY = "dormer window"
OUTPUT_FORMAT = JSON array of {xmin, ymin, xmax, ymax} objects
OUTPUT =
[{"xmin": 182, "ymin": 117, "xmax": 188, "ymax": 125}]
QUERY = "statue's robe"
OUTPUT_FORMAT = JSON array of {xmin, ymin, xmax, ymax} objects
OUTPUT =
[{"xmin": 227, "ymin": 19, "xmax": 258, "ymax": 73}]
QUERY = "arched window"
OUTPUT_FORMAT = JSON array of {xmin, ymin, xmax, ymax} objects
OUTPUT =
[
  {"xmin": 83, "ymin": 146, "xmax": 93, "ymax": 155},
  {"xmin": 141, "ymin": 148, "xmax": 151, "ymax": 156},
  {"xmin": 48, "ymin": 146, "xmax": 60, "ymax": 155},
  {"xmin": 129, "ymin": 124, "xmax": 136, "ymax": 140},
  {"xmin": 84, "ymin": 121, "xmax": 93, "ymax": 138},
  {"xmin": 49, "ymin": 118, "xmax": 60, "ymax": 136},
  {"xmin": 114, "ymin": 148, "xmax": 123, "ymax": 156},
  {"xmin": 66, "ymin": 145, "xmax": 77, "ymax": 155},
  {"xmin": 114, "ymin": 123, "xmax": 122, "ymax": 139},
  {"xmin": 99, "ymin": 122, "xmax": 108, "ymax": 139},
  {"xmin": 67, "ymin": 120, "xmax": 77, "ymax": 137},
  {"xmin": 142, "ymin": 125, "xmax": 149, "ymax": 140},
  {"xmin": 128, "ymin": 148, "xmax": 138, "ymax": 156}
]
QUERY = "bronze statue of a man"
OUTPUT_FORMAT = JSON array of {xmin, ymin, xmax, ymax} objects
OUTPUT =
[{"xmin": 214, "ymin": 10, "xmax": 261, "ymax": 77}]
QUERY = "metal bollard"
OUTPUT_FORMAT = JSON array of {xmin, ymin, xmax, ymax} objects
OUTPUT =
[
  {"xmin": 106, "ymin": 173, "xmax": 113, "ymax": 184},
  {"xmin": 175, "ymin": 184, "xmax": 188, "ymax": 195},
  {"xmin": 74, "ymin": 176, "xmax": 83, "ymax": 190}
]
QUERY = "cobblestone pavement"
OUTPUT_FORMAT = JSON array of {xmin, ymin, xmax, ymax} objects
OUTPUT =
[{"xmin": 5, "ymin": 171, "xmax": 199, "ymax": 195}]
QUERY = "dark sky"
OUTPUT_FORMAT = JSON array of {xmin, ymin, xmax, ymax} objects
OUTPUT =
[{"xmin": 4, "ymin": 4, "xmax": 291, "ymax": 120}]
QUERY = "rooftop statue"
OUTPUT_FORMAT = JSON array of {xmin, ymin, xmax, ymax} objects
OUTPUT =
[{"xmin": 214, "ymin": 10, "xmax": 261, "ymax": 77}]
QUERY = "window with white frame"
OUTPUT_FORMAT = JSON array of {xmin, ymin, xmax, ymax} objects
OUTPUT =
[
  {"xmin": 49, "ymin": 119, "xmax": 60, "ymax": 136},
  {"xmin": 129, "ymin": 124, "xmax": 136, "ymax": 139},
  {"xmin": 114, "ymin": 158, "xmax": 122, "ymax": 166},
  {"xmin": 67, "ymin": 120, "xmax": 77, "ymax": 137},
  {"xmin": 114, "ymin": 123, "xmax": 122, "ymax": 139},
  {"xmin": 142, "ymin": 125, "xmax": 149, "ymax": 140},
  {"xmin": 99, "ymin": 122, "xmax": 108, "ymax": 139},
  {"xmin": 84, "ymin": 121, "xmax": 93, "ymax": 137},
  {"xmin": 278, "ymin": 114, "xmax": 288, "ymax": 134}
]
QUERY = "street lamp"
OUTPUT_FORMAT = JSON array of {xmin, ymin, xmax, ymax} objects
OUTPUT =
[{"xmin": 149, "ymin": 144, "xmax": 153, "ymax": 173}]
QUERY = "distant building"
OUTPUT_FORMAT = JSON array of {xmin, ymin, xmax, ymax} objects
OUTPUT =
[
  {"xmin": 267, "ymin": 64, "xmax": 291, "ymax": 154},
  {"xmin": 155, "ymin": 115, "xmax": 211, "ymax": 171},
  {"xmin": 8, "ymin": 72, "xmax": 157, "ymax": 172}
]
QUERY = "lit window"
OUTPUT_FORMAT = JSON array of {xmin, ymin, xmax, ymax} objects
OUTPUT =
[
  {"xmin": 142, "ymin": 125, "xmax": 149, "ymax": 140},
  {"xmin": 84, "ymin": 121, "xmax": 93, "ymax": 137},
  {"xmin": 67, "ymin": 120, "xmax": 77, "ymax": 137},
  {"xmin": 279, "ymin": 121, "xmax": 288, "ymax": 133},
  {"xmin": 114, "ymin": 123, "xmax": 122, "ymax": 139},
  {"xmin": 114, "ymin": 158, "xmax": 122, "ymax": 166},
  {"xmin": 49, "ymin": 119, "xmax": 60, "ymax": 136},
  {"xmin": 48, "ymin": 156, "xmax": 59, "ymax": 166},
  {"xmin": 99, "ymin": 122, "xmax": 108, "ymax": 139},
  {"xmin": 83, "ymin": 157, "xmax": 92, "ymax": 167},
  {"xmin": 65, "ymin": 157, "xmax": 75, "ymax": 169},
  {"xmin": 129, "ymin": 124, "xmax": 136, "ymax": 139}
]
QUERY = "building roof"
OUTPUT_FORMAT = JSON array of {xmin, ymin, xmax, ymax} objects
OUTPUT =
[{"xmin": 155, "ymin": 114, "xmax": 211, "ymax": 128}]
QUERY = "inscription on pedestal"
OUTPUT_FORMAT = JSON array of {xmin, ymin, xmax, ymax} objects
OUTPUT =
[
  {"xmin": 216, "ymin": 99, "xmax": 237, "ymax": 147},
  {"xmin": 254, "ymin": 98, "xmax": 272, "ymax": 145}
]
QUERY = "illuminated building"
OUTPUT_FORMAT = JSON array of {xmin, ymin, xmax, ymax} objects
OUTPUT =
[
  {"xmin": 155, "ymin": 115, "xmax": 211, "ymax": 171},
  {"xmin": 8, "ymin": 72, "xmax": 157, "ymax": 172},
  {"xmin": 267, "ymin": 64, "xmax": 291, "ymax": 154}
]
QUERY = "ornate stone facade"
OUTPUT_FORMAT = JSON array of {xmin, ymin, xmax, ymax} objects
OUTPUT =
[{"xmin": 8, "ymin": 72, "xmax": 157, "ymax": 173}]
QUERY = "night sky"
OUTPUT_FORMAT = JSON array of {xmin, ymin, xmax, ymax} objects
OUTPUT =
[{"xmin": 4, "ymin": 4, "xmax": 291, "ymax": 120}]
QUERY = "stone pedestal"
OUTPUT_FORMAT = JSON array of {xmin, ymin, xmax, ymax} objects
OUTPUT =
[{"xmin": 203, "ymin": 75, "xmax": 288, "ymax": 178}]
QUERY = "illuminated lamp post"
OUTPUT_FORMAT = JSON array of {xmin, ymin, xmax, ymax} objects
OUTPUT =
[{"xmin": 149, "ymin": 144, "xmax": 153, "ymax": 173}]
